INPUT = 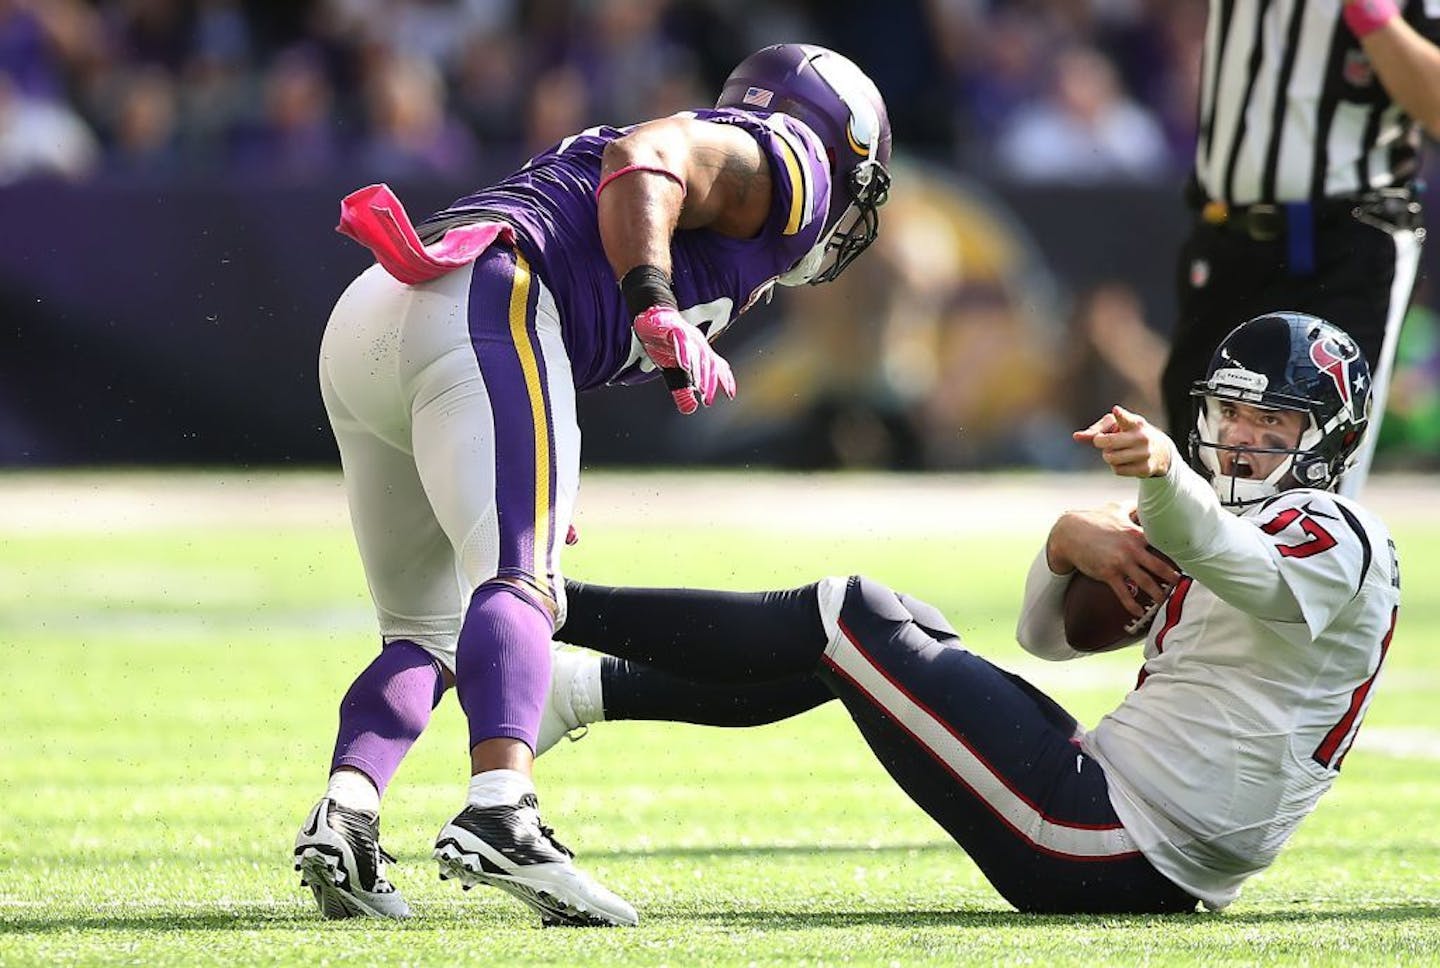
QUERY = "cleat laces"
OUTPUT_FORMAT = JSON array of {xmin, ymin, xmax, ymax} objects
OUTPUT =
[{"xmin": 536, "ymin": 821, "xmax": 574, "ymax": 860}]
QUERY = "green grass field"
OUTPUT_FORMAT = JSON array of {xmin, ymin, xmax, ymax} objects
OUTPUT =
[{"xmin": 2, "ymin": 471, "xmax": 1438, "ymax": 966}]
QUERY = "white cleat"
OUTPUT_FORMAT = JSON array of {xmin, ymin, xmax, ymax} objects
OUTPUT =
[
  {"xmin": 294, "ymin": 798, "xmax": 410, "ymax": 919},
  {"xmin": 536, "ymin": 646, "xmax": 598, "ymax": 757},
  {"xmin": 433, "ymin": 793, "xmax": 637, "ymax": 927}
]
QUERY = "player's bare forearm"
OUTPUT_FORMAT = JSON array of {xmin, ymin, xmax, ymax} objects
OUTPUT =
[
  {"xmin": 1354, "ymin": 8, "xmax": 1440, "ymax": 135},
  {"xmin": 598, "ymin": 117, "xmax": 772, "ymax": 281},
  {"xmin": 597, "ymin": 131, "xmax": 687, "ymax": 279}
]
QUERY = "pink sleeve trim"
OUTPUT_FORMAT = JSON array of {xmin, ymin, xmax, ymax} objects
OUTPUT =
[{"xmin": 595, "ymin": 164, "xmax": 687, "ymax": 201}]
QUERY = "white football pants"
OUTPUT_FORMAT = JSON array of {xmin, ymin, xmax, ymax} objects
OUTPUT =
[{"xmin": 318, "ymin": 249, "xmax": 580, "ymax": 670}]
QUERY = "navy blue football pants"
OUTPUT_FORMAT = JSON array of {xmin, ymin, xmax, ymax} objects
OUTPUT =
[{"xmin": 561, "ymin": 576, "xmax": 1197, "ymax": 914}]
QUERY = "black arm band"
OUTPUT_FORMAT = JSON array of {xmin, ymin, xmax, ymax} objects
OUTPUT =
[{"xmin": 620, "ymin": 264, "xmax": 679, "ymax": 317}]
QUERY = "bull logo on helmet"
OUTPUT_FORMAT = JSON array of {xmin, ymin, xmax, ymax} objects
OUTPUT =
[{"xmin": 1310, "ymin": 335, "xmax": 1360, "ymax": 417}]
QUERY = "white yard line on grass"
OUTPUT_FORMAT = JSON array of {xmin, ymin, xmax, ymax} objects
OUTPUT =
[
  {"xmin": 0, "ymin": 472, "xmax": 352, "ymax": 533},
  {"xmin": 2, "ymin": 470, "xmax": 1437, "ymax": 537},
  {"xmin": 1353, "ymin": 727, "xmax": 1440, "ymax": 761}
]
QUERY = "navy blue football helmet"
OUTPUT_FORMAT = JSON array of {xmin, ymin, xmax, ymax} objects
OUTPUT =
[
  {"xmin": 716, "ymin": 43, "xmax": 891, "ymax": 285},
  {"xmin": 1189, "ymin": 312, "xmax": 1372, "ymax": 509}
]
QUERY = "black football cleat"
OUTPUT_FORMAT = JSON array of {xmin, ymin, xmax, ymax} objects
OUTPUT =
[
  {"xmin": 294, "ymin": 798, "xmax": 410, "ymax": 919},
  {"xmin": 433, "ymin": 793, "xmax": 636, "ymax": 927}
]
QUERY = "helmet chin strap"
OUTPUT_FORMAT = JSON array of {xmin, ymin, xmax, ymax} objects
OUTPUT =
[
  {"xmin": 776, "ymin": 239, "xmax": 826, "ymax": 286},
  {"xmin": 776, "ymin": 204, "xmax": 857, "ymax": 286},
  {"xmin": 1206, "ymin": 455, "xmax": 1295, "ymax": 512}
]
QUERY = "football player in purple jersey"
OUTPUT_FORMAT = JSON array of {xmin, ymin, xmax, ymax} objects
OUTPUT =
[{"xmin": 292, "ymin": 44, "xmax": 892, "ymax": 926}]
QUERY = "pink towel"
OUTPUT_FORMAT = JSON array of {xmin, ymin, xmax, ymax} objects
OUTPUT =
[{"xmin": 336, "ymin": 183, "xmax": 512, "ymax": 285}]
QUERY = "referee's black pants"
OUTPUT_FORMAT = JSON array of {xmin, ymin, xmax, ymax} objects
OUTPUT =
[{"xmin": 1161, "ymin": 212, "xmax": 1420, "ymax": 444}]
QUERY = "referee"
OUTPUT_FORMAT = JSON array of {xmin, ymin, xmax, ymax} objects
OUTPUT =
[{"xmin": 1162, "ymin": 0, "xmax": 1439, "ymax": 494}]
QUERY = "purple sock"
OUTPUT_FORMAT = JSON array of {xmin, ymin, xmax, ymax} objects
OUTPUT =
[
  {"xmin": 330, "ymin": 639, "xmax": 447, "ymax": 796},
  {"xmin": 454, "ymin": 582, "xmax": 554, "ymax": 752}
]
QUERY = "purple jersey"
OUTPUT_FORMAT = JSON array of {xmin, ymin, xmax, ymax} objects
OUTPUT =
[{"xmin": 416, "ymin": 108, "xmax": 833, "ymax": 391}]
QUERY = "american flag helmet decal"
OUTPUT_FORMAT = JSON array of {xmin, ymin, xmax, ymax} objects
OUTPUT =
[{"xmin": 742, "ymin": 86, "xmax": 774, "ymax": 108}]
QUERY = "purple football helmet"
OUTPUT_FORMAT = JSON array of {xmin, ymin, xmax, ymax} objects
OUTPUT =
[{"xmin": 716, "ymin": 43, "xmax": 892, "ymax": 285}]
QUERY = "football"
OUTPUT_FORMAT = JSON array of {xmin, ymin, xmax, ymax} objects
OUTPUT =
[{"xmin": 1062, "ymin": 572, "xmax": 1162, "ymax": 653}]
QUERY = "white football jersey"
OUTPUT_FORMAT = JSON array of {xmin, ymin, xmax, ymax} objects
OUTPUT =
[{"xmin": 1018, "ymin": 457, "xmax": 1400, "ymax": 911}]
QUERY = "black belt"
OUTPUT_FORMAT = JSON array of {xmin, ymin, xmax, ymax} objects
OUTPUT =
[{"xmin": 1190, "ymin": 189, "xmax": 1424, "ymax": 241}]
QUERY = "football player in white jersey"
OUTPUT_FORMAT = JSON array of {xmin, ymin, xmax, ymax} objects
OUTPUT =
[
  {"xmin": 539, "ymin": 312, "xmax": 1399, "ymax": 913},
  {"xmin": 1029, "ymin": 310, "xmax": 1400, "ymax": 909}
]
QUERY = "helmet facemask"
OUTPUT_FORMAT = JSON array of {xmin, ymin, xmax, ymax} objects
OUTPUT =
[
  {"xmin": 780, "ymin": 157, "xmax": 890, "ymax": 286},
  {"xmin": 1191, "ymin": 395, "xmax": 1320, "ymax": 511}
]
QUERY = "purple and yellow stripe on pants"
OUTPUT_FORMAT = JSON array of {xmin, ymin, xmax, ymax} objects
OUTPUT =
[{"xmin": 466, "ymin": 244, "xmax": 559, "ymax": 610}]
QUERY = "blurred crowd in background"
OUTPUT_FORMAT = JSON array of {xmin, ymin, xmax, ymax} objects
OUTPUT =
[
  {"xmin": 1, "ymin": 0, "xmax": 1436, "ymax": 470},
  {"xmin": 0, "ymin": 0, "xmax": 1206, "ymax": 184}
]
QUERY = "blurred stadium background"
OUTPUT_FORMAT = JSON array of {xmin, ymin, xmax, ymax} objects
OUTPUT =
[
  {"xmin": 2, "ymin": 0, "xmax": 1435, "ymax": 471},
  {"xmin": 4, "ymin": 6, "xmax": 1440, "ymax": 959}
]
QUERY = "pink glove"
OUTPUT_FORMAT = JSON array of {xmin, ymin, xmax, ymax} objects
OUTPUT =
[{"xmin": 632, "ymin": 306, "xmax": 737, "ymax": 415}]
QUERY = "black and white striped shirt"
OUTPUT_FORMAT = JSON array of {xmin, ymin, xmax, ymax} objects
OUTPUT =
[{"xmin": 1195, "ymin": 0, "xmax": 1440, "ymax": 204}]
